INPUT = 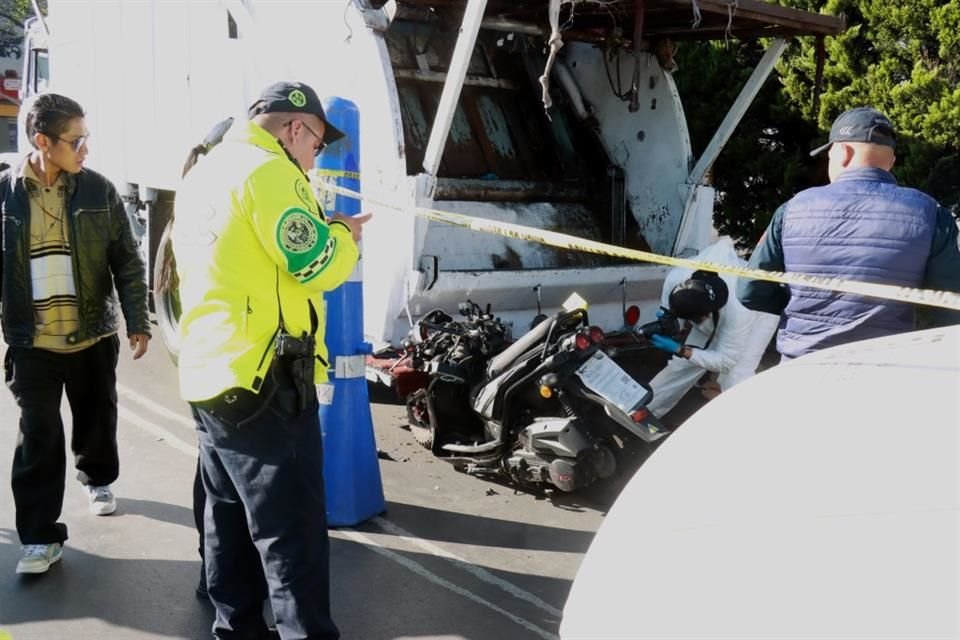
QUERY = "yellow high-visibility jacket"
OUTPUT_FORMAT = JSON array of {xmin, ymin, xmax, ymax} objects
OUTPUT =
[{"xmin": 172, "ymin": 120, "xmax": 359, "ymax": 402}]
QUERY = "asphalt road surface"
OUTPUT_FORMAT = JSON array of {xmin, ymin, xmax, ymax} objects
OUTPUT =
[{"xmin": 0, "ymin": 338, "xmax": 656, "ymax": 640}]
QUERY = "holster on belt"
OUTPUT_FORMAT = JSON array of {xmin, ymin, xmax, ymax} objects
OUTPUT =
[{"xmin": 275, "ymin": 331, "xmax": 317, "ymax": 414}]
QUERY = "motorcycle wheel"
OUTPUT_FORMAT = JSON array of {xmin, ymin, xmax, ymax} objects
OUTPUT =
[
  {"xmin": 410, "ymin": 423, "xmax": 434, "ymax": 449},
  {"xmin": 153, "ymin": 221, "xmax": 181, "ymax": 365},
  {"xmin": 406, "ymin": 389, "xmax": 436, "ymax": 450}
]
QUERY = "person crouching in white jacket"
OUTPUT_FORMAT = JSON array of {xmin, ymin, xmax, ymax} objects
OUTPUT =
[{"xmin": 645, "ymin": 239, "xmax": 779, "ymax": 419}]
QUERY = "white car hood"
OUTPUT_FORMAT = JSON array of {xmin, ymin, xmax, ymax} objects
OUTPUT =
[{"xmin": 561, "ymin": 326, "xmax": 960, "ymax": 639}]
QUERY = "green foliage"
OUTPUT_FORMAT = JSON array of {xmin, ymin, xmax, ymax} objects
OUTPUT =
[
  {"xmin": 674, "ymin": 39, "xmax": 824, "ymax": 246},
  {"xmin": 676, "ymin": 0, "xmax": 960, "ymax": 248},
  {"xmin": 0, "ymin": 0, "xmax": 43, "ymax": 57},
  {"xmin": 0, "ymin": 0, "xmax": 43, "ymax": 33}
]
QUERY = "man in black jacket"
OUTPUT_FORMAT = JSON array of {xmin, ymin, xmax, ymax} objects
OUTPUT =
[{"xmin": 0, "ymin": 93, "xmax": 151, "ymax": 575}]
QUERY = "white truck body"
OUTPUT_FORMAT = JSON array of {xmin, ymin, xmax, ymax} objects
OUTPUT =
[{"xmin": 16, "ymin": 0, "xmax": 842, "ymax": 348}]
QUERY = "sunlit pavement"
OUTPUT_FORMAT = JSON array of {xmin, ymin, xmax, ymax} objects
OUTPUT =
[{"xmin": 0, "ymin": 339, "xmax": 629, "ymax": 640}]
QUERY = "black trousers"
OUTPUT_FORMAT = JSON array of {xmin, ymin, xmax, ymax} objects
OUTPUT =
[
  {"xmin": 3, "ymin": 335, "xmax": 121, "ymax": 544},
  {"xmin": 193, "ymin": 457, "xmax": 267, "ymax": 599},
  {"xmin": 191, "ymin": 371, "xmax": 339, "ymax": 640}
]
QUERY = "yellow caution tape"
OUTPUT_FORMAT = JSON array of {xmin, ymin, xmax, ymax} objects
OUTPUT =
[
  {"xmin": 315, "ymin": 169, "xmax": 361, "ymax": 180},
  {"xmin": 313, "ymin": 179, "xmax": 960, "ymax": 312}
]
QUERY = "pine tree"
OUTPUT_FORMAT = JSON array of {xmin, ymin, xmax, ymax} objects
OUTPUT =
[{"xmin": 676, "ymin": 0, "xmax": 960, "ymax": 248}]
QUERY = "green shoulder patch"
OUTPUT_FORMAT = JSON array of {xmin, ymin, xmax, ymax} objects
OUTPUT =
[{"xmin": 275, "ymin": 207, "xmax": 332, "ymax": 277}]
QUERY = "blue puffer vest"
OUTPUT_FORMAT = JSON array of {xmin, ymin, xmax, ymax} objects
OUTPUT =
[{"xmin": 779, "ymin": 167, "xmax": 937, "ymax": 358}]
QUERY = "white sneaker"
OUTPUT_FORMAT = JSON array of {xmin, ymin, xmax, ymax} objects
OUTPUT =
[
  {"xmin": 85, "ymin": 484, "xmax": 117, "ymax": 515},
  {"xmin": 16, "ymin": 543, "xmax": 63, "ymax": 574}
]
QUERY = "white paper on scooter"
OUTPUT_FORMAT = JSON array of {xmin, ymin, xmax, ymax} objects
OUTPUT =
[{"xmin": 576, "ymin": 351, "xmax": 648, "ymax": 414}]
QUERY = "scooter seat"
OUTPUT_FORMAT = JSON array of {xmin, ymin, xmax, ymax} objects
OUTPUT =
[{"xmin": 486, "ymin": 314, "xmax": 554, "ymax": 379}]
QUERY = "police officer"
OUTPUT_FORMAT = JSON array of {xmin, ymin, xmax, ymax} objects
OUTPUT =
[{"xmin": 172, "ymin": 81, "xmax": 368, "ymax": 640}]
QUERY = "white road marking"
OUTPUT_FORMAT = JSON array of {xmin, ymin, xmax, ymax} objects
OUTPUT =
[
  {"xmin": 117, "ymin": 382, "xmax": 196, "ymax": 430},
  {"xmin": 119, "ymin": 398, "xmax": 563, "ymax": 637},
  {"xmin": 372, "ymin": 516, "xmax": 563, "ymax": 618},
  {"xmin": 340, "ymin": 528, "xmax": 560, "ymax": 640}
]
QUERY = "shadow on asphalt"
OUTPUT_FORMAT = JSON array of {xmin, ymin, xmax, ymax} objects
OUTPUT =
[
  {"xmin": 331, "ymin": 534, "xmax": 568, "ymax": 637},
  {"xmin": 119, "ymin": 498, "xmax": 196, "ymax": 530},
  {"xmin": 362, "ymin": 501, "xmax": 595, "ymax": 554},
  {"xmin": 1, "ymin": 526, "xmax": 567, "ymax": 640},
  {"xmin": 0, "ymin": 527, "xmax": 212, "ymax": 638}
]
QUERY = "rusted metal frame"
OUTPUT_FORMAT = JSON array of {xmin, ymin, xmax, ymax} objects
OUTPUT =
[
  {"xmin": 655, "ymin": 0, "xmax": 845, "ymax": 36},
  {"xmin": 460, "ymin": 89, "xmax": 506, "ymax": 178},
  {"xmin": 545, "ymin": 29, "xmax": 616, "ymax": 46},
  {"xmin": 396, "ymin": 80, "xmax": 432, "ymax": 174},
  {"xmin": 498, "ymin": 92, "xmax": 545, "ymax": 180},
  {"xmin": 642, "ymin": 25, "xmax": 825, "ymax": 39},
  {"xmin": 398, "ymin": 0, "xmax": 844, "ymax": 35},
  {"xmin": 478, "ymin": 41, "xmax": 500, "ymax": 79},
  {"xmin": 480, "ymin": 17, "xmax": 546, "ymax": 36},
  {"xmin": 422, "ymin": 0, "xmax": 490, "ymax": 176},
  {"xmin": 433, "ymin": 178, "xmax": 587, "ymax": 202},
  {"xmin": 394, "ymin": 68, "xmax": 520, "ymax": 89}
]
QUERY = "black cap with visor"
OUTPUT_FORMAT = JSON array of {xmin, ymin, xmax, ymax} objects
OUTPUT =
[{"xmin": 248, "ymin": 81, "xmax": 345, "ymax": 146}]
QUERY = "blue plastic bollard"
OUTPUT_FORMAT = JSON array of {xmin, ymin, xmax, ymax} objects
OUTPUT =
[{"xmin": 315, "ymin": 98, "xmax": 386, "ymax": 526}]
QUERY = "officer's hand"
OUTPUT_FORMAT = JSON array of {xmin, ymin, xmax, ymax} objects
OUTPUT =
[
  {"xmin": 332, "ymin": 212, "xmax": 372, "ymax": 243},
  {"xmin": 650, "ymin": 334, "xmax": 682, "ymax": 356},
  {"xmin": 129, "ymin": 333, "xmax": 150, "ymax": 360}
]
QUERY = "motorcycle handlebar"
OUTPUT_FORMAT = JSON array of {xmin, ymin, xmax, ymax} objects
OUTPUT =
[{"xmin": 418, "ymin": 321, "xmax": 468, "ymax": 337}]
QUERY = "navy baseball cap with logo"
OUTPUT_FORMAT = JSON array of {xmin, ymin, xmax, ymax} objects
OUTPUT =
[
  {"xmin": 248, "ymin": 81, "xmax": 346, "ymax": 146},
  {"xmin": 810, "ymin": 107, "xmax": 897, "ymax": 156}
]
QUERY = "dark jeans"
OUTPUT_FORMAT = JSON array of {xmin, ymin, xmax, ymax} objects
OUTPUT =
[
  {"xmin": 193, "ymin": 457, "xmax": 267, "ymax": 601},
  {"xmin": 193, "ymin": 457, "xmax": 206, "ymax": 561},
  {"xmin": 3, "ymin": 335, "xmax": 121, "ymax": 544},
  {"xmin": 192, "ymin": 373, "xmax": 339, "ymax": 640}
]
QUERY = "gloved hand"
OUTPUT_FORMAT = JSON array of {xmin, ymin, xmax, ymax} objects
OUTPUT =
[{"xmin": 650, "ymin": 334, "xmax": 682, "ymax": 355}]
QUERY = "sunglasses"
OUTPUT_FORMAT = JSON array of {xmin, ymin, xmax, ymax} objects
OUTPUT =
[
  {"xmin": 286, "ymin": 120, "xmax": 326, "ymax": 157},
  {"xmin": 46, "ymin": 133, "xmax": 89, "ymax": 152}
]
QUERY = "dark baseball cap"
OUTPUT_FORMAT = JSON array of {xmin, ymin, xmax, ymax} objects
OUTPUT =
[
  {"xmin": 248, "ymin": 81, "xmax": 345, "ymax": 146},
  {"xmin": 810, "ymin": 107, "xmax": 897, "ymax": 156}
]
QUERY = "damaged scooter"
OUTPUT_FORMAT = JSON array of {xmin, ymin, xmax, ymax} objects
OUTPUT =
[{"xmin": 403, "ymin": 300, "xmax": 672, "ymax": 493}]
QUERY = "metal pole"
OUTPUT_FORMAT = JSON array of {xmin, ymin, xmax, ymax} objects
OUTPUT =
[
  {"xmin": 685, "ymin": 37, "xmax": 788, "ymax": 188},
  {"xmin": 672, "ymin": 37, "xmax": 787, "ymax": 255},
  {"xmin": 30, "ymin": 0, "xmax": 49, "ymax": 35},
  {"xmin": 421, "ymin": 0, "xmax": 488, "ymax": 176}
]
